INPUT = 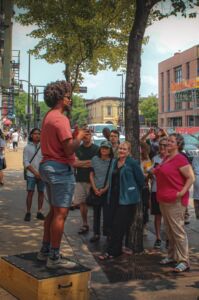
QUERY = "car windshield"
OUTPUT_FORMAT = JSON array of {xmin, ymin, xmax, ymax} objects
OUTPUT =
[
  {"xmin": 94, "ymin": 124, "xmax": 116, "ymax": 133},
  {"xmin": 182, "ymin": 134, "xmax": 199, "ymax": 145}
]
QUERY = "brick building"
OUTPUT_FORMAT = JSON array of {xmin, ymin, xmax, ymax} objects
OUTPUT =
[{"xmin": 158, "ymin": 45, "xmax": 199, "ymax": 128}]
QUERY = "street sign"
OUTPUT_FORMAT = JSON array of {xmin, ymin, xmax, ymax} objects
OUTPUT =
[{"xmin": 74, "ymin": 86, "xmax": 87, "ymax": 93}]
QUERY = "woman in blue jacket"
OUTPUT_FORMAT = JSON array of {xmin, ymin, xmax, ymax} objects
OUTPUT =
[{"xmin": 99, "ymin": 141, "xmax": 145, "ymax": 259}]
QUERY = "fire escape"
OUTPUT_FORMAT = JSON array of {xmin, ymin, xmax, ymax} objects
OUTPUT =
[{"xmin": 2, "ymin": 50, "xmax": 20, "ymax": 119}]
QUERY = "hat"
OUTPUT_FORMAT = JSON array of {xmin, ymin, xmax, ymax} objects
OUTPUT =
[{"xmin": 100, "ymin": 140, "xmax": 112, "ymax": 148}]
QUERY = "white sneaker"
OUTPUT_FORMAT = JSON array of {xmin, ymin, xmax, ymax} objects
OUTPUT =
[
  {"xmin": 37, "ymin": 251, "xmax": 49, "ymax": 261},
  {"xmin": 46, "ymin": 256, "xmax": 77, "ymax": 269}
]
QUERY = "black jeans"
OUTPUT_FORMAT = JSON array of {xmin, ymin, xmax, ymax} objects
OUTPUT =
[
  {"xmin": 107, "ymin": 203, "xmax": 137, "ymax": 257},
  {"xmin": 93, "ymin": 199, "xmax": 109, "ymax": 236}
]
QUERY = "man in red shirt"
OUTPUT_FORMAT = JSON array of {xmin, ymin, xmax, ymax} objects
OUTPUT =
[{"xmin": 37, "ymin": 80, "xmax": 87, "ymax": 269}]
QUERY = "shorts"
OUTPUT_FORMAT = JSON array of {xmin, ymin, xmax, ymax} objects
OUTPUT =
[
  {"xmin": 151, "ymin": 192, "xmax": 161, "ymax": 215},
  {"xmin": 26, "ymin": 176, "xmax": 45, "ymax": 192},
  {"xmin": 13, "ymin": 141, "xmax": 18, "ymax": 148},
  {"xmin": 39, "ymin": 161, "xmax": 75, "ymax": 208},
  {"xmin": 73, "ymin": 182, "xmax": 91, "ymax": 205}
]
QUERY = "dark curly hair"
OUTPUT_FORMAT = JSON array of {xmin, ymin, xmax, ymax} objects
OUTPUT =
[{"xmin": 44, "ymin": 80, "xmax": 71, "ymax": 108}]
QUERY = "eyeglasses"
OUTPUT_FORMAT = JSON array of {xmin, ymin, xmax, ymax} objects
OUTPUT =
[{"xmin": 159, "ymin": 143, "xmax": 167, "ymax": 147}]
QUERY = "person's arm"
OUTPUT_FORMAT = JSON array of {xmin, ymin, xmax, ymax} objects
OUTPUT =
[
  {"xmin": 26, "ymin": 165, "xmax": 41, "ymax": 179},
  {"xmin": 90, "ymin": 171, "xmax": 100, "ymax": 196},
  {"xmin": 62, "ymin": 129, "xmax": 87, "ymax": 156},
  {"xmin": 140, "ymin": 128, "xmax": 153, "ymax": 142},
  {"xmin": 132, "ymin": 160, "xmax": 145, "ymax": 188},
  {"xmin": 73, "ymin": 159, "xmax": 91, "ymax": 168},
  {"xmin": 176, "ymin": 165, "xmax": 195, "ymax": 198}
]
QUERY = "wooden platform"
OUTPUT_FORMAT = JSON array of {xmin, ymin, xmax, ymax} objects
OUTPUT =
[{"xmin": 0, "ymin": 252, "xmax": 91, "ymax": 300}]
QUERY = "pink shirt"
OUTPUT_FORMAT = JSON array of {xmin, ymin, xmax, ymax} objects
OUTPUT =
[
  {"xmin": 154, "ymin": 153, "xmax": 189, "ymax": 206},
  {"xmin": 41, "ymin": 109, "xmax": 75, "ymax": 165}
]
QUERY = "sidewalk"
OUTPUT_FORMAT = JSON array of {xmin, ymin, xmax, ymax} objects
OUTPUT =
[{"xmin": 0, "ymin": 168, "xmax": 199, "ymax": 299}]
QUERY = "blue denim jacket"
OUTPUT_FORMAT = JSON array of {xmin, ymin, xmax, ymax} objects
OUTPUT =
[{"xmin": 107, "ymin": 156, "xmax": 145, "ymax": 205}]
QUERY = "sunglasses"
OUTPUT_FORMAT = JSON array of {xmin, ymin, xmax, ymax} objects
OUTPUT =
[{"xmin": 64, "ymin": 95, "xmax": 72, "ymax": 101}]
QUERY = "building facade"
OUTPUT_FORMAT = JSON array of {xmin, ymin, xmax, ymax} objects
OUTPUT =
[
  {"xmin": 86, "ymin": 97, "xmax": 123, "ymax": 125},
  {"xmin": 158, "ymin": 45, "xmax": 199, "ymax": 128}
]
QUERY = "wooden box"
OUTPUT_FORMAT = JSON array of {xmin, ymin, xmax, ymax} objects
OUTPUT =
[{"xmin": 0, "ymin": 252, "xmax": 91, "ymax": 300}]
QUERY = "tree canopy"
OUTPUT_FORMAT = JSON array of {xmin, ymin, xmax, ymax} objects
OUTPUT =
[
  {"xmin": 14, "ymin": 0, "xmax": 137, "ymax": 88},
  {"xmin": 139, "ymin": 94, "xmax": 158, "ymax": 126}
]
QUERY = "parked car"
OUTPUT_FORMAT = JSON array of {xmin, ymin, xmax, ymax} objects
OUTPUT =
[
  {"xmin": 191, "ymin": 132, "xmax": 199, "ymax": 141},
  {"xmin": 93, "ymin": 134, "xmax": 125, "ymax": 146},
  {"xmin": 181, "ymin": 134, "xmax": 199, "ymax": 161}
]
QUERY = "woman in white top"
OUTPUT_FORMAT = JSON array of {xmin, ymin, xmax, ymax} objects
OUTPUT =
[{"xmin": 0, "ymin": 129, "xmax": 6, "ymax": 185}]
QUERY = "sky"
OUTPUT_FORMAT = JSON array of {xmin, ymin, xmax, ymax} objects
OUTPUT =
[{"xmin": 12, "ymin": 8, "xmax": 199, "ymax": 100}]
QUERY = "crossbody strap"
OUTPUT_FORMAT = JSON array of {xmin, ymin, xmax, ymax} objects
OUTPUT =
[
  {"xmin": 29, "ymin": 145, "xmax": 41, "ymax": 164},
  {"xmin": 103, "ymin": 158, "xmax": 112, "ymax": 188}
]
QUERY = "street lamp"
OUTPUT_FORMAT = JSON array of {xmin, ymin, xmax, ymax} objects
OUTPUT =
[
  {"xmin": 117, "ymin": 73, "xmax": 125, "ymax": 129},
  {"xmin": 20, "ymin": 80, "xmax": 45, "ymax": 128}
]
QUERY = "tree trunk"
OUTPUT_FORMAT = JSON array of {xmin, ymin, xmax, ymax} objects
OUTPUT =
[{"xmin": 125, "ymin": 0, "xmax": 152, "ymax": 253}]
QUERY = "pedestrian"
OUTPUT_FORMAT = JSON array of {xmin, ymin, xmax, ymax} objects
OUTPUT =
[
  {"xmin": 0, "ymin": 129, "xmax": 6, "ymax": 185},
  {"xmin": 102, "ymin": 127, "xmax": 111, "ymax": 141},
  {"xmin": 89, "ymin": 140, "xmax": 114, "ymax": 242},
  {"xmin": 192, "ymin": 155, "xmax": 199, "ymax": 219},
  {"xmin": 11, "ymin": 129, "xmax": 19, "ymax": 151},
  {"xmin": 150, "ymin": 137, "xmax": 168, "ymax": 249},
  {"xmin": 37, "ymin": 80, "xmax": 87, "ymax": 269},
  {"xmin": 23, "ymin": 128, "xmax": 45, "ymax": 222},
  {"xmin": 153, "ymin": 133, "xmax": 195, "ymax": 272},
  {"xmin": 140, "ymin": 141, "xmax": 152, "ymax": 236},
  {"xmin": 109, "ymin": 129, "xmax": 120, "ymax": 158},
  {"xmin": 73, "ymin": 129, "xmax": 99, "ymax": 234},
  {"xmin": 99, "ymin": 141, "xmax": 145, "ymax": 260}
]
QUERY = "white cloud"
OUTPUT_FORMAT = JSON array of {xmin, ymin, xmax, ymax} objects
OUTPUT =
[{"xmin": 146, "ymin": 15, "xmax": 199, "ymax": 55}]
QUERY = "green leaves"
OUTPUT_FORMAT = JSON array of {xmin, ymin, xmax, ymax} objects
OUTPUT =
[
  {"xmin": 139, "ymin": 94, "xmax": 158, "ymax": 126},
  {"xmin": 14, "ymin": 0, "xmax": 135, "ymax": 86}
]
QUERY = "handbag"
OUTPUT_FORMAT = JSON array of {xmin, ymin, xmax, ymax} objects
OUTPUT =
[
  {"xmin": 24, "ymin": 146, "xmax": 40, "ymax": 180},
  {"xmin": 86, "ymin": 158, "xmax": 112, "ymax": 206}
]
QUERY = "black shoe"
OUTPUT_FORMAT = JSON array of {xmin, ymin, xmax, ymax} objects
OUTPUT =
[
  {"xmin": 24, "ymin": 212, "xmax": 31, "ymax": 222},
  {"xmin": 36, "ymin": 212, "xmax": 45, "ymax": 220},
  {"xmin": 90, "ymin": 235, "xmax": 100, "ymax": 243},
  {"xmin": 154, "ymin": 239, "xmax": 161, "ymax": 249}
]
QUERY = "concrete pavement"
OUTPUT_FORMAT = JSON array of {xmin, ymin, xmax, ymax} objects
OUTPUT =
[{"xmin": 0, "ymin": 148, "xmax": 199, "ymax": 299}]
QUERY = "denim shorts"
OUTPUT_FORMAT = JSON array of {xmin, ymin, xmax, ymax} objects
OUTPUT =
[
  {"xmin": 39, "ymin": 161, "xmax": 75, "ymax": 208},
  {"xmin": 26, "ymin": 176, "xmax": 45, "ymax": 192}
]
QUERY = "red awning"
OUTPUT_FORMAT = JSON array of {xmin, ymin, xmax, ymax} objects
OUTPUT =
[{"xmin": 3, "ymin": 119, "xmax": 12, "ymax": 126}]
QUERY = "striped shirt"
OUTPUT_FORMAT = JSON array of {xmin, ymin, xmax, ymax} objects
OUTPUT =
[{"xmin": 91, "ymin": 155, "xmax": 111, "ymax": 189}]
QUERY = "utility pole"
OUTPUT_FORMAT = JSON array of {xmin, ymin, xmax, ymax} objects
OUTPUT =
[{"xmin": 27, "ymin": 52, "xmax": 31, "ymax": 133}]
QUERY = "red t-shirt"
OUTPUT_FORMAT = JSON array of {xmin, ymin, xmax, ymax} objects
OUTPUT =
[
  {"xmin": 41, "ymin": 109, "xmax": 75, "ymax": 165},
  {"xmin": 154, "ymin": 153, "xmax": 189, "ymax": 206}
]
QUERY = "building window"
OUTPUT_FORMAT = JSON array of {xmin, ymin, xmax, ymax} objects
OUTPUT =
[
  {"xmin": 171, "ymin": 117, "xmax": 182, "ymax": 127},
  {"xmin": 174, "ymin": 65, "xmax": 182, "ymax": 83},
  {"xmin": 186, "ymin": 62, "xmax": 190, "ymax": 79},
  {"xmin": 167, "ymin": 70, "xmax": 170, "ymax": 112},
  {"xmin": 175, "ymin": 102, "xmax": 182, "ymax": 110},
  {"xmin": 161, "ymin": 72, "xmax": 164, "ymax": 112},
  {"xmin": 107, "ymin": 105, "xmax": 112, "ymax": 116}
]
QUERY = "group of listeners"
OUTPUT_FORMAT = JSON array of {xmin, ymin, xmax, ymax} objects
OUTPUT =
[{"xmin": 21, "ymin": 79, "xmax": 198, "ymax": 273}]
